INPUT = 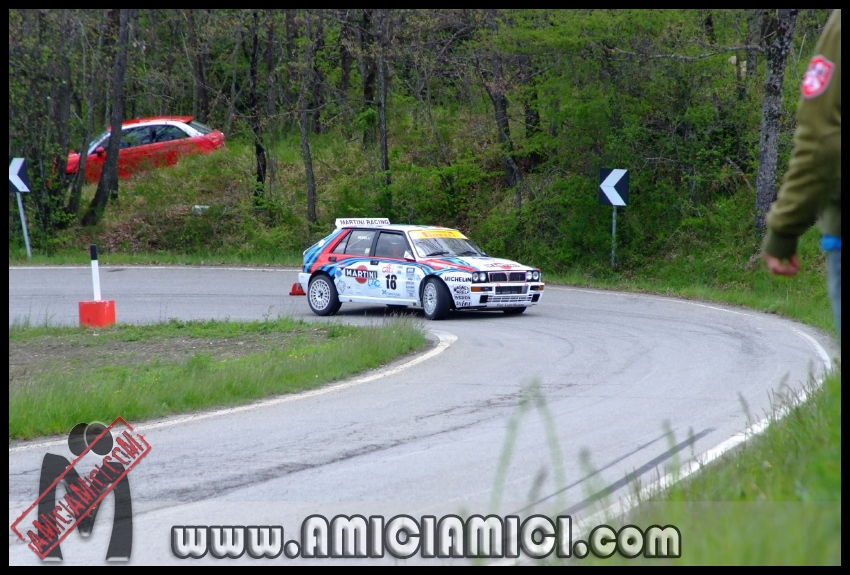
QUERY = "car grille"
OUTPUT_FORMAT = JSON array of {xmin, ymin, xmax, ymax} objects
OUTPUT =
[
  {"xmin": 487, "ymin": 271, "xmax": 528, "ymax": 282},
  {"xmin": 496, "ymin": 285, "xmax": 526, "ymax": 295},
  {"xmin": 488, "ymin": 295, "xmax": 534, "ymax": 304}
]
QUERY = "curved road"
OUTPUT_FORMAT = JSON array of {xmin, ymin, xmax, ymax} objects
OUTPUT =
[{"xmin": 8, "ymin": 266, "xmax": 837, "ymax": 564}]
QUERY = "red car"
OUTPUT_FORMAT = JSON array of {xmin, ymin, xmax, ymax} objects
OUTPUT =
[{"xmin": 66, "ymin": 116, "xmax": 225, "ymax": 183}]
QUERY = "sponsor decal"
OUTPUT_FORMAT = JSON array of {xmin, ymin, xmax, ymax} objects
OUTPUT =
[
  {"xmin": 456, "ymin": 300, "xmax": 471, "ymax": 307},
  {"xmin": 367, "ymin": 279, "xmax": 382, "ymax": 288},
  {"xmin": 406, "ymin": 267, "xmax": 416, "ymax": 279},
  {"xmin": 486, "ymin": 262, "xmax": 516, "ymax": 269},
  {"xmin": 454, "ymin": 294, "xmax": 471, "ymax": 301},
  {"xmin": 344, "ymin": 266, "xmax": 377, "ymax": 284},
  {"xmin": 801, "ymin": 55, "xmax": 834, "ymax": 99},
  {"xmin": 453, "ymin": 285, "xmax": 470, "ymax": 295},
  {"xmin": 409, "ymin": 229, "xmax": 466, "ymax": 239},
  {"xmin": 442, "ymin": 275, "xmax": 471, "ymax": 283},
  {"xmin": 381, "ymin": 263, "xmax": 393, "ymax": 274},
  {"xmin": 336, "ymin": 278, "xmax": 347, "ymax": 294},
  {"xmin": 335, "ymin": 217, "xmax": 390, "ymax": 227},
  {"xmin": 333, "ymin": 268, "xmax": 343, "ymax": 278},
  {"xmin": 382, "ymin": 290, "xmax": 401, "ymax": 298}
]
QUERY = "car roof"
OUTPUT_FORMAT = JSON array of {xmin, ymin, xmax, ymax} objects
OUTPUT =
[
  {"xmin": 337, "ymin": 223, "xmax": 459, "ymax": 234},
  {"xmin": 122, "ymin": 116, "xmax": 194, "ymax": 126}
]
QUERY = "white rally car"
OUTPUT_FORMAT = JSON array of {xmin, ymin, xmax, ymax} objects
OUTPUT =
[{"xmin": 297, "ymin": 218, "xmax": 544, "ymax": 320}]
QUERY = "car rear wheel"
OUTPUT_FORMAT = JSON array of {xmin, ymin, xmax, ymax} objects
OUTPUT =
[
  {"xmin": 422, "ymin": 278, "xmax": 450, "ymax": 320},
  {"xmin": 308, "ymin": 274, "xmax": 342, "ymax": 316},
  {"xmin": 502, "ymin": 307, "xmax": 527, "ymax": 315}
]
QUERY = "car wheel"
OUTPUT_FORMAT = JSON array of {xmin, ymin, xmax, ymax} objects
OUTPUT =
[
  {"xmin": 422, "ymin": 278, "xmax": 450, "ymax": 320},
  {"xmin": 308, "ymin": 274, "xmax": 342, "ymax": 316},
  {"xmin": 502, "ymin": 307, "xmax": 527, "ymax": 315}
]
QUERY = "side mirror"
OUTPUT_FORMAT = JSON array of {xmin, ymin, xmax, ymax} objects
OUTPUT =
[
  {"xmin": 95, "ymin": 146, "xmax": 105, "ymax": 157},
  {"xmin": 404, "ymin": 251, "xmax": 415, "ymax": 261}
]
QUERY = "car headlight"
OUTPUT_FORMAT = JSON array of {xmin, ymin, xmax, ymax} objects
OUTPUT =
[
  {"xmin": 473, "ymin": 272, "xmax": 488, "ymax": 282},
  {"xmin": 526, "ymin": 271, "xmax": 533, "ymax": 281},
  {"xmin": 532, "ymin": 270, "xmax": 540, "ymax": 281}
]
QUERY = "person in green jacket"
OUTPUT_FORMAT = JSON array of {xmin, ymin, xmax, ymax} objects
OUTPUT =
[{"xmin": 762, "ymin": 9, "xmax": 841, "ymax": 341}]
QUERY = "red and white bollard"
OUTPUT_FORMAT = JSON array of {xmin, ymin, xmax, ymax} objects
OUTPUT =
[{"xmin": 79, "ymin": 244, "xmax": 116, "ymax": 327}]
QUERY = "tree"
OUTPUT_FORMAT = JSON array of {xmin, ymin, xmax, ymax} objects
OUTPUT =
[
  {"xmin": 298, "ymin": 11, "xmax": 319, "ymax": 224},
  {"xmin": 82, "ymin": 9, "xmax": 135, "ymax": 226},
  {"xmin": 754, "ymin": 9, "xmax": 798, "ymax": 232}
]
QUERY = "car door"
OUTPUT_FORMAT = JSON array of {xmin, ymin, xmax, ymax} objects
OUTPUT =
[
  {"xmin": 336, "ymin": 229, "xmax": 380, "ymax": 300},
  {"xmin": 150, "ymin": 124, "xmax": 191, "ymax": 168},
  {"xmin": 117, "ymin": 126, "xmax": 153, "ymax": 178},
  {"xmin": 373, "ymin": 231, "xmax": 415, "ymax": 302}
]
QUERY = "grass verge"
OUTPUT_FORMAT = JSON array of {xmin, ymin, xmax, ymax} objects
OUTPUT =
[
  {"xmin": 565, "ymin": 367, "xmax": 840, "ymax": 565},
  {"xmin": 9, "ymin": 316, "xmax": 427, "ymax": 441}
]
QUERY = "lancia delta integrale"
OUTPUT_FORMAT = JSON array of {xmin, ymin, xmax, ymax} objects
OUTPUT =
[{"xmin": 297, "ymin": 218, "xmax": 544, "ymax": 320}]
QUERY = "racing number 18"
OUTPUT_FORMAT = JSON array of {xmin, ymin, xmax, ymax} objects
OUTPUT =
[{"xmin": 385, "ymin": 274, "xmax": 397, "ymax": 290}]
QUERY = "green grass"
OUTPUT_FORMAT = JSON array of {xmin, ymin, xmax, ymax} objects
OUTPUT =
[
  {"xmin": 563, "ymin": 368, "xmax": 840, "ymax": 565},
  {"xmin": 9, "ymin": 247, "xmax": 302, "ymax": 267},
  {"xmin": 9, "ymin": 316, "xmax": 428, "ymax": 440}
]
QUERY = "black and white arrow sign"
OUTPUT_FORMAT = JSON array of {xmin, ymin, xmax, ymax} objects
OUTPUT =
[
  {"xmin": 599, "ymin": 168, "xmax": 628, "ymax": 206},
  {"xmin": 9, "ymin": 157, "xmax": 31, "ymax": 194}
]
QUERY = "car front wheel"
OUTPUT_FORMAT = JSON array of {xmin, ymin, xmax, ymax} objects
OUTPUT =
[
  {"xmin": 308, "ymin": 274, "xmax": 342, "ymax": 316},
  {"xmin": 422, "ymin": 278, "xmax": 450, "ymax": 320}
]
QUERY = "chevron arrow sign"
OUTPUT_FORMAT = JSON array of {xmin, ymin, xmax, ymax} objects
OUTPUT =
[{"xmin": 599, "ymin": 168, "xmax": 628, "ymax": 206}]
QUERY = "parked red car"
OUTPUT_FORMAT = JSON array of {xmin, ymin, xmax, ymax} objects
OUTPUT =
[{"xmin": 66, "ymin": 116, "xmax": 225, "ymax": 183}]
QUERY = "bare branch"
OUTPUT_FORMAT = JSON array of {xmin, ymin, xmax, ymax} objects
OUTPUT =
[{"xmin": 613, "ymin": 45, "xmax": 762, "ymax": 62}]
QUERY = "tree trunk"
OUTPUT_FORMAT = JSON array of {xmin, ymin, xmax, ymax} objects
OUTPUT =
[
  {"xmin": 360, "ymin": 9, "xmax": 376, "ymax": 146},
  {"xmin": 377, "ymin": 10, "xmax": 390, "ymax": 189},
  {"xmin": 310, "ymin": 15, "xmax": 325, "ymax": 135},
  {"xmin": 299, "ymin": 14, "xmax": 317, "ymax": 224},
  {"xmin": 185, "ymin": 9, "xmax": 210, "ymax": 123},
  {"xmin": 755, "ymin": 9, "xmax": 798, "ymax": 232},
  {"xmin": 248, "ymin": 10, "xmax": 266, "ymax": 196},
  {"xmin": 339, "ymin": 12, "xmax": 352, "ymax": 98},
  {"xmin": 82, "ymin": 8, "xmax": 134, "ymax": 226},
  {"xmin": 265, "ymin": 9, "xmax": 276, "ymax": 118},
  {"xmin": 520, "ymin": 55, "xmax": 541, "ymax": 172},
  {"xmin": 68, "ymin": 13, "xmax": 108, "ymax": 216}
]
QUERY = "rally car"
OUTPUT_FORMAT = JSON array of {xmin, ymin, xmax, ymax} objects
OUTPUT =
[{"xmin": 297, "ymin": 218, "xmax": 544, "ymax": 320}]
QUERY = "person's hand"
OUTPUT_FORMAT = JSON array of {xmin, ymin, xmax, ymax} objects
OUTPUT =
[{"xmin": 763, "ymin": 252, "xmax": 801, "ymax": 276}]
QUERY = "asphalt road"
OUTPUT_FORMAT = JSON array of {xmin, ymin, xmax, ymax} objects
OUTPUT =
[{"xmin": 8, "ymin": 265, "xmax": 837, "ymax": 565}]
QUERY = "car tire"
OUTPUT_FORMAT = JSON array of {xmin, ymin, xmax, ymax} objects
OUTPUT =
[
  {"xmin": 308, "ymin": 274, "xmax": 342, "ymax": 316},
  {"xmin": 422, "ymin": 278, "xmax": 451, "ymax": 320},
  {"xmin": 502, "ymin": 307, "xmax": 527, "ymax": 315}
]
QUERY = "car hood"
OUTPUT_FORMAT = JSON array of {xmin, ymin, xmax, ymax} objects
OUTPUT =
[{"xmin": 422, "ymin": 256, "xmax": 533, "ymax": 273}]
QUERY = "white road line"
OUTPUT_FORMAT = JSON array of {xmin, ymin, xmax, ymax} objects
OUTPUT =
[{"xmin": 8, "ymin": 330, "xmax": 458, "ymax": 453}]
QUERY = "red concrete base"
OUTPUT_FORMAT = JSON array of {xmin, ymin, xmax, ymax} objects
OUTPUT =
[{"xmin": 79, "ymin": 300, "xmax": 116, "ymax": 327}]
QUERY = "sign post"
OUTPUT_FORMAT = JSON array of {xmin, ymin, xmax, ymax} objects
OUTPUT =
[
  {"xmin": 599, "ymin": 168, "xmax": 629, "ymax": 269},
  {"xmin": 9, "ymin": 157, "xmax": 32, "ymax": 259}
]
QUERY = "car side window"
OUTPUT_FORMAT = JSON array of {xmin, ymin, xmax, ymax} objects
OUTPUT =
[
  {"xmin": 374, "ymin": 232, "xmax": 411, "ymax": 259},
  {"xmin": 120, "ymin": 127, "xmax": 151, "ymax": 148},
  {"xmin": 344, "ymin": 230, "xmax": 376, "ymax": 256},
  {"xmin": 331, "ymin": 231, "xmax": 351, "ymax": 254},
  {"xmin": 153, "ymin": 125, "xmax": 188, "ymax": 143}
]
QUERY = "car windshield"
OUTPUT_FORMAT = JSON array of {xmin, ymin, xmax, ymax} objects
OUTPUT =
[
  {"xmin": 87, "ymin": 130, "xmax": 110, "ymax": 154},
  {"xmin": 409, "ymin": 230, "xmax": 486, "ymax": 258}
]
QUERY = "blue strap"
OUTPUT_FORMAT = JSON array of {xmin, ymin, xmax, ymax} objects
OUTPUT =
[{"xmin": 821, "ymin": 235, "xmax": 841, "ymax": 251}]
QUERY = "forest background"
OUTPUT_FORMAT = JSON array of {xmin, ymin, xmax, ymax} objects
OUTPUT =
[{"xmin": 8, "ymin": 9, "xmax": 829, "ymax": 279}]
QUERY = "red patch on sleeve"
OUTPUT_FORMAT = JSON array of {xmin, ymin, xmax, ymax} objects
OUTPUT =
[{"xmin": 801, "ymin": 55, "xmax": 834, "ymax": 99}]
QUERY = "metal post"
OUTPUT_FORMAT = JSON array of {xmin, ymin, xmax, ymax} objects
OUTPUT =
[
  {"xmin": 90, "ymin": 244, "xmax": 102, "ymax": 301},
  {"xmin": 611, "ymin": 206, "xmax": 617, "ymax": 269},
  {"xmin": 16, "ymin": 191, "xmax": 32, "ymax": 259}
]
